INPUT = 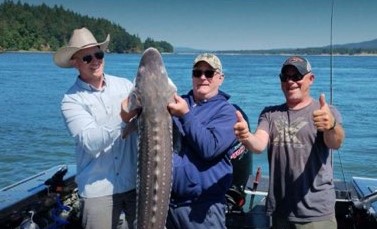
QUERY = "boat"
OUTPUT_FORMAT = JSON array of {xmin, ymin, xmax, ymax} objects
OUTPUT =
[
  {"xmin": 0, "ymin": 165, "xmax": 81, "ymax": 229},
  {"xmin": 225, "ymin": 159, "xmax": 377, "ymax": 229},
  {"xmin": 1, "ymin": 156, "xmax": 377, "ymax": 229}
]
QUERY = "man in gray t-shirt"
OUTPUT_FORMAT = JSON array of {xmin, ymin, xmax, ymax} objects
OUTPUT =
[{"xmin": 234, "ymin": 56, "xmax": 345, "ymax": 229}]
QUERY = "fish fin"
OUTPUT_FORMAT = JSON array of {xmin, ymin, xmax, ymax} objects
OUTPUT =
[
  {"xmin": 167, "ymin": 77, "xmax": 177, "ymax": 104},
  {"xmin": 127, "ymin": 89, "xmax": 142, "ymax": 112}
]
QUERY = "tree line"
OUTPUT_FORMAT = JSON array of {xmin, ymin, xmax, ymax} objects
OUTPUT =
[
  {"xmin": 215, "ymin": 42, "xmax": 377, "ymax": 56},
  {"xmin": 0, "ymin": 1, "xmax": 174, "ymax": 53}
]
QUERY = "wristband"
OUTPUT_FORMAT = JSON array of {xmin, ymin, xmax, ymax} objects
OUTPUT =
[{"xmin": 329, "ymin": 119, "xmax": 337, "ymax": 130}]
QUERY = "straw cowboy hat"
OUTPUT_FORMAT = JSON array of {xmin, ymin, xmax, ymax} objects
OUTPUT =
[{"xmin": 53, "ymin": 27, "xmax": 110, "ymax": 68}]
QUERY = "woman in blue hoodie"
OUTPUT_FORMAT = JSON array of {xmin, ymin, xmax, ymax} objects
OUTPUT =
[{"xmin": 166, "ymin": 53, "xmax": 238, "ymax": 229}]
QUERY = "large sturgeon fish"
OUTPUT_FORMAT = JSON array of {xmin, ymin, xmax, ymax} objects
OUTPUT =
[{"xmin": 128, "ymin": 47, "xmax": 176, "ymax": 229}]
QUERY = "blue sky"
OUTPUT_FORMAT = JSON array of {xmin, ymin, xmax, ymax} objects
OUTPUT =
[{"xmin": 11, "ymin": 0, "xmax": 377, "ymax": 50}]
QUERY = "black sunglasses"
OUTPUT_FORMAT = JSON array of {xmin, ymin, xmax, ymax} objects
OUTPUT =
[
  {"xmin": 82, "ymin": 51, "xmax": 105, "ymax": 64},
  {"xmin": 279, "ymin": 73, "xmax": 305, "ymax": 82},
  {"xmin": 192, "ymin": 69, "xmax": 216, "ymax": 78}
]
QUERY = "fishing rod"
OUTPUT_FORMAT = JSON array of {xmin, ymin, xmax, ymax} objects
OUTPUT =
[
  {"xmin": 329, "ymin": 0, "xmax": 349, "ymax": 196},
  {"xmin": 328, "ymin": 0, "xmax": 335, "ymax": 171},
  {"xmin": 329, "ymin": 0, "xmax": 334, "ymax": 171},
  {"xmin": 330, "ymin": 0, "xmax": 334, "ymax": 105},
  {"xmin": 330, "ymin": 4, "xmax": 377, "ymax": 226}
]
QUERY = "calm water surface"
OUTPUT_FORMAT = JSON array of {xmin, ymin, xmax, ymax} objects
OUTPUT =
[{"xmin": 1, "ymin": 53, "xmax": 376, "ymax": 187}]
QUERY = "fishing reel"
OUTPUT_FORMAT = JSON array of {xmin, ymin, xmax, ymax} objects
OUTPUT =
[
  {"xmin": 349, "ymin": 191, "xmax": 377, "ymax": 229},
  {"xmin": 14, "ymin": 165, "xmax": 81, "ymax": 229},
  {"xmin": 226, "ymin": 185, "xmax": 247, "ymax": 213}
]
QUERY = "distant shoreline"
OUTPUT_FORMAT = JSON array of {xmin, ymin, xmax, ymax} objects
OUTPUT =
[{"xmin": 2, "ymin": 50, "xmax": 377, "ymax": 57}]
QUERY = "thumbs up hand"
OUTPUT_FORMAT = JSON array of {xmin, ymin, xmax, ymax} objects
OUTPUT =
[
  {"xmin": 313, "ymin": 94, "xmax": 336, "ymax": 132},
  {"xmin": 234, "ymin": 110, "xmax": 250, "ymax": 141}
]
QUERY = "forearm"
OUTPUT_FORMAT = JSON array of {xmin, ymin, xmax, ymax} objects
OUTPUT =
[
  {"xmin": 241, "ymin": 129, "xmax": 268, "ymax": 153},
  {"xmin": 62, "ymin": 101, "xmax": 122, "ymax": 155},
  {"xmin": 78, "ymin": 123, "xmax": 121, "ymax": 153},
  {"xmin": 183, "ymin": 114, "xmax": 235, "ymax": 159},
  {"xmin": 324, "ymin": 123, "xmax": 345, "ymax": 149}
]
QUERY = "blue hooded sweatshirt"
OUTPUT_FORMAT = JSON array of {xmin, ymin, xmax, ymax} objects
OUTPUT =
[{"xmin": 170, "ymin": 90, "xmax": 238, "ymax": 206}]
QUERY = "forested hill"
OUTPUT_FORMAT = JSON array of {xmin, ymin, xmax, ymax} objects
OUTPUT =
[
  {"xmin": 0, "ymin": 1, "xmax": 174, "ymax": 53},
  {"xmin": 214, "ymin": 38, "xmax": 377, "ymax": 55}
]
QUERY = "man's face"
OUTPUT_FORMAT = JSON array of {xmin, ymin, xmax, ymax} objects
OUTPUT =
[
  {"xmin": 280, "ymin": 65, "xmax": 314, "ymax": 106},
  {"xmin": 192, "ymin": 61, "xmax": 223, "ymax": 101},
  {"xmin": 71, "ymin": 46, "xmax": 105, "ymax": 85}
]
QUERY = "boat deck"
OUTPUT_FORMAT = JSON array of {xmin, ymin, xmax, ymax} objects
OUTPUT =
[
  {"xmin": 1, "ymin": 165, "xmax": 377, "ymax": 228},
  {"xmin": 226, "ymin": 174, "xmax": 377, "ymax": 229},
  {"xmin": 0, "ymin": 165, "xmax": 77, "ymax": 228}
]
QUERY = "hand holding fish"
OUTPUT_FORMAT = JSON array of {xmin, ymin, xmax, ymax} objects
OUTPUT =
[
  {"xmin": 167, "ymin": 93, "xmax": 189, "ymax": 117},
  {"xmin": 120, "ymin": 97, "xmax": 140, "ymax": 123},
  {"xmin": 120, "ymin": 97, "xmax": 140, "ymax": 139}
]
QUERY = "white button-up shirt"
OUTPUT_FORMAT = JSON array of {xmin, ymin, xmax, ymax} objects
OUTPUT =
[{"xmin": 61, "ymin": 74, "xmax": 137, "ymax": 198}]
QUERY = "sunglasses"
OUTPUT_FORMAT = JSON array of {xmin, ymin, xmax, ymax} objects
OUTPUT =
[
  {"xmin": 279, "ymin": 73, "xmax": 305, "ymax": 82},
  {"xmin": 192, "ymin": 69, "xmax": 217, "ymax": 78},
  {"xmin": 81, "ymin": 51, "xmax": 105, "ymax": 64}
]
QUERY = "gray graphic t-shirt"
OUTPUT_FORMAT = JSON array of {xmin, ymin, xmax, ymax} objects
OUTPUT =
[{"xmin": 257, "ymin": 100, "xmax": 342, "ymax": 222}]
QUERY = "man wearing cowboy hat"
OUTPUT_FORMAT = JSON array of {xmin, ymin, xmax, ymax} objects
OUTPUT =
[{"xmin": 54, "ymin": 27, "xmax": 137, "ymax": 229}]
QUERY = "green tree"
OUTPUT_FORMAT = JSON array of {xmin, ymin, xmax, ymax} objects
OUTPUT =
[{"xmin": 0, "ymin": 1, "xmax": 173, "ymax": 53}]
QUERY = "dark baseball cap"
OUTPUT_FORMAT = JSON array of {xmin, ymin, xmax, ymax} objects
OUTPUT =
[{"xmin": 281, "ymin": 56, "xmax": 312, "ymax": 75}]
